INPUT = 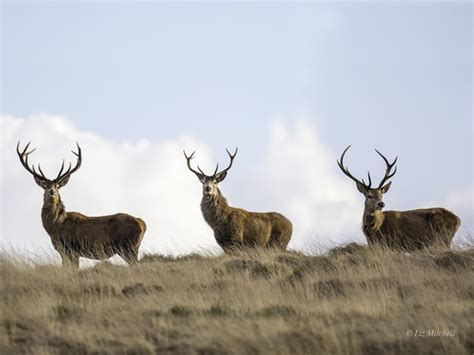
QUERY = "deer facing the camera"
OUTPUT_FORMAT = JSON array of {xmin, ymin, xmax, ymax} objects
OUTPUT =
[
  {"xmin": 337, "ymin": 146, "xmax": 460, "ymax": 251},
  {"xmin": 184, "ymin": 148, "xmax": 292, "ymax": 252},
  {"xmin": 17, "ymin": 142, "xmax": 146, "ymax": 267}
]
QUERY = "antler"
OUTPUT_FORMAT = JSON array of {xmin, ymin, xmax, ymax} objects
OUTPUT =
[
  {"xmin": 337, "ymin": 146, "xmax": 398, "ymax": 190},
  {"xmin": 337, "ymin": 145, "xmax": 372, "ymax": 189},
  {"xmin": 184, "ymin": 148, "xmax": 238, "ymax": 179},
  {"xmin": 375, "ymin": 149, "xmax": 397, "ymax": 188},
  {"xmin": 183, "ymin": 150, "xmax": 205, "ymax": 178},
  {"xmin": 17, "ymin": 141, "xmax": 82, "ymax": 183},
  {"xmin": 54, "ymin": 143, "xmax": 82, "ymax": 183},
  {"xmin": 215, "ymin": 147, "xmax": 238, "ymax": 178},
  {"xmin": 16, "ymin": 141, "xmax": 48, "ymax": 181}
]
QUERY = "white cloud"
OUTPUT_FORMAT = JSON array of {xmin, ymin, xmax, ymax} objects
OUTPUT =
[
  {"xmin": 0, "ymin": 114, "xmax": 382, "ymax": 262},
  {"xmin": 227, "ymin": 118, "xmax": 362, "ymax": 249},
  {"xmin": 443, "ymin": 186, "xmax": 474, "ymax": 244}
]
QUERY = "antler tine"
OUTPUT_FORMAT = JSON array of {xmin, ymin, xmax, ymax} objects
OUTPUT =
[
  {"xmin": 55, "ymin": 159, "xmax": 66, "ymax": 180},
  {"xmin": 226, "ymin": 147, "xmax": 238, "ymax": 159},
  {"xmin": 337, "ymin": 145, "xmax": 369, "ymax": 188},
  {"xmin": 215, "ymin": 147, "xmax": 238, "ymax": 177},
  {"xmin": 36, "ymin": 163, "xmax": 48, "ymax": 179},
  {"xmin": 57, "ymin": 162, "xmax": 73, "ymax": 181},
  {"xmin": 55, "ymin": 143, "xmax": 82, "ymax": 183},
  {"xmin": 30, "ymin": 163, "xmax": 47, "ymax": 180},
  {"xmin": 184, "ymin": 150, "xmax": 204, "ymax": 178},
  {"xmin": 197, "ymin": 166, "xmax": 206, "ymax": 175},
  {"xmin": 68, "ymin": 143, "xmax": 82, "ymax": 174},
  {"xmin": 374, "ymin": 149, "xmax": 398, "ymax": 188},
  {"xmin": 195, "ymin": 163, "xmax": 218, "ymax": 178},
  {"xmin": 183, "ymin": 150, "xmax": 195, "ymax": 160},
  {"xmin": 17, "ymin": 141, "xmax": 35, "ymax": 156},
  {"xmin": 71, "ymin": 142, "xmax": 81, "ymax": 158},
  {"xmin": 362, "ymin": 171, "xmax": 372, "ymax": 188},
  {"xmin": 16, "ymin": 141, "xmax": 45, "ymax": 180}
]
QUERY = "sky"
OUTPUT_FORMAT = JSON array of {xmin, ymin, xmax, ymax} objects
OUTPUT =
[{"xmin": 1, "ymin": 2, "xmax": 472, "ymax": 261}]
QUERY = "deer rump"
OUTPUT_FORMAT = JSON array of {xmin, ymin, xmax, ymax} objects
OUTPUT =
[
  {"xmin": 49, "ymin": 212, "xmax": 146, "ymax": 259},
  {"xmin": 212, "ymin": 209, "xmax": 293, "ymax": 251},
  {"xmin": 366, "ymin": 207, "xmax": 460, "ymax": 251}
]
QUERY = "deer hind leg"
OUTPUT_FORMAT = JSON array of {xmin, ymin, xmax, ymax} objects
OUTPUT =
[
  {"xmin": 119, "ymin": 247, "xmax": 139, "ymax": 265},
  {"xmin": 267, "ymin": 228, "xmax": 291, "ymax": 250},
  {"xmin": 425, "ymin": 211, "xmax": 456, "ymax": 248}
]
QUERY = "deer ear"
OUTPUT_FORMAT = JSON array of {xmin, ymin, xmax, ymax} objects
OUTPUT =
[
  {"xmin": 197, "ymin": 175, "xmax": 205, "ymax": 183},
  {"xmin": 356, "ymin": 181, "xmax": 367, "ymax": 194},
  {"xmin": 216, "ymin": 172, "xmax": 227, "ymax": 183},
  {"xmin": 381, "ymin": 181, "xmax": 392, "ymax": 194},
  {"xmin": 34, "ymin": 176, "xmax": 49, "ymax": 189},
  {"xmin": 56, "ymin": 176, "xmax": 70, "ymax": 188}
]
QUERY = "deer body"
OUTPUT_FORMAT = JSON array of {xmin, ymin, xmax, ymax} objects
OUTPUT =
[
  {"xmin": 362, "ymin": 207, "xmax": 460, "ymax": 251},
  {"xmin": 42, "ymin": 196, "xmax": 146, "ymax": 264},
  {"xmin": 338, "ymin": 146, "xmax": 460, "ymax": 251},
  {"xmin": 201, "ymin": 188, "xmax": 292, "ymax": 251},
  {"xmin": 18, "ymin": 142, "xmax": 146, "ymax": 267},
  {"xmin": 185, "ymin": 148, "xmax": 292, "ymax": 252}
]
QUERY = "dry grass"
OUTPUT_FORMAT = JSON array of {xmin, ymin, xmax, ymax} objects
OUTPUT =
[{"xmin": 1, "ymin": 244, "xmax": 473, "ymax": 354}]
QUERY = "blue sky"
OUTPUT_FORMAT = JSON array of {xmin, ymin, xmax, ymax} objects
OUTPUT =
[{"xmin": 1, "ymin": 2, "xmax": 472, "ymax": 256}]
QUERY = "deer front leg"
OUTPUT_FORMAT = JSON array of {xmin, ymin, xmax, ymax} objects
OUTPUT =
[
  {"xmin": 225, "ymin": 225, "xmax": 244, "ymax": 252},
  {"xmin": 215, "ymin": 226, "xmax": 243, "ymax": 253},
  {"xmin": 61, "ymin": 253, "xmax": 79, "ymax": 269},
  {"xmin": 231, "ymin": 226, "xmax": 244, "ymax": 245}
]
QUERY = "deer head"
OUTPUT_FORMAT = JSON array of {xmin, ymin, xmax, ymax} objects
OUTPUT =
[
  {"xmin": 337, "ymin": 145, "xmax": 397, "ymax": 212},
  {"xmin": 17, "ymin": 141, "xmax": 82, "ymax": 203},
  {"xmin": 184, "ymin": 148, "xmax": 238, "ymax": 197}
]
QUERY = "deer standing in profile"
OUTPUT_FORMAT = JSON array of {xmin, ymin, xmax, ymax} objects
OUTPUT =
[
  {"xmin": 184, "ymin": 148, "xmax": 293, "ymax": 252},
  {"xmin": 17, "ymin": 142, "xmax": 146, "ymax": 267},
  {"xmin": 337, "ymin": 146, "xmax": 460, "ymax": 251}
]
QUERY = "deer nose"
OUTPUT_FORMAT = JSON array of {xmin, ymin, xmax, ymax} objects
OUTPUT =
[
  {"xmin": 205, "ymin": 186, "xmax": 211, "ymax": 192},
  {"xmin": 378, "ymin": 201, "xmax": 385, "ymax": 209}
]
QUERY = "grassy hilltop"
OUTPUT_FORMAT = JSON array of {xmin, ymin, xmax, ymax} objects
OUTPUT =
[{"xmin": 1, "ymin": 245, "xmax": 473, "ymax": 354}]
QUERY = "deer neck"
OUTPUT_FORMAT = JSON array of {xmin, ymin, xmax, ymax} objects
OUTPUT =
[
  {"xmin": 363, "ymin": 207, "xmax": 384, "ymax": 234},
  {"xmin": 41, "ymin": 193, "xmax": 67, "ymax": 235},
  {"xmin": 201, "ymin": 188, "xmax": 230, "ymax": 228}
]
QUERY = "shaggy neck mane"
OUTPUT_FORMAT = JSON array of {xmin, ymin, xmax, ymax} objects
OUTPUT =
[
  {"xmin": 201, "ymin": 188, "xmax": 231, "ymax": 227},
  {"xmin": 42, "ymin": 194, "xmax": 67, "ymax": 234},
  {"xmin": 363, "ymin": 208, "xmax": 384, "ymax": 233}
]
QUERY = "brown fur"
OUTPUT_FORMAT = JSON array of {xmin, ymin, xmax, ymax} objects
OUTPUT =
[
  {"xmin": 41, "ymin": 190, "xmax": 146, "ymax": 267},
  {"xmin": 201, "ymin": 188, "xmax": 292, "ymax": 252},
  {"xmin": 363, "ymin": 207, "xmax": 460, "ymax": 251}
]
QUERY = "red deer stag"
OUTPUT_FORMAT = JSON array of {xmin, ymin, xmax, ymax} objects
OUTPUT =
[
  {"xmin": 337, "ymin": 146, "xmax": 460, "ymax": 251},
  {"xmin": 17, "ymin": 142, "xmax": 146, "ymax": 267},
  {"xmin": 184, "ymin": 148, "xmax": 292, "ymax": 252}
]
